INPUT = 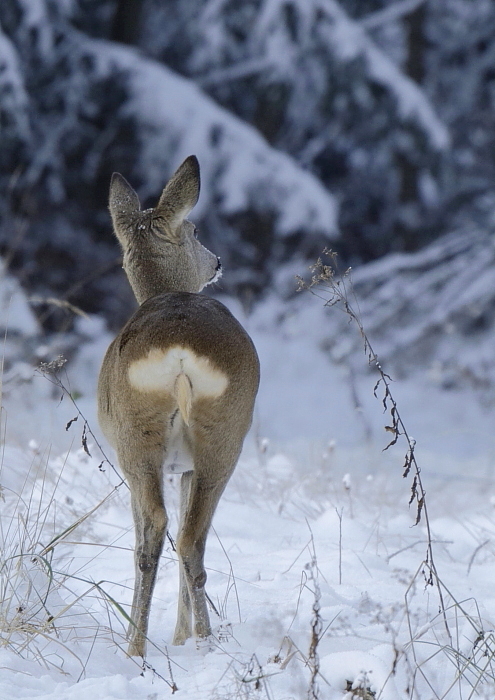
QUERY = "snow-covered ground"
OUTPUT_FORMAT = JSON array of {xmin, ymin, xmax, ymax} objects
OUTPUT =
[{"xmin": 2, "ymin": 270, "xmax": 495, "ymax": 699}]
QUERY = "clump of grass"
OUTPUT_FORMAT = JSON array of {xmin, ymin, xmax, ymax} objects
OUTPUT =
[
  {"xmin": 403, "ymin": 566, "xmax": 495, "ymax": 698},
  {"xmin": 0, "ymin": 457, "xmax": 119, "ymax": 676},
  {"xmin": 0, "ymin": 362, "xmax": 181, "ymax": 688},
  {"xmin": 0, "ymin": 447, "xmax": 180, "ymax": 687}
]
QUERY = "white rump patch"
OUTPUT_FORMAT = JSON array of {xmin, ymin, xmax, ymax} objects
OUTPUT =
[{"xmin": 128, "ymin": 346, "xmax": 229, "ymax": 399}]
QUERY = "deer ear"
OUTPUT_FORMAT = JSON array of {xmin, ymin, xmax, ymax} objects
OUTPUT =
[
  {"xmin": 154, "ymin": 156, "xmax": 200, "ymax": 242},
  {"xmin": 109, "ymin": 173, "xmax": 141, "ymax": 240}
]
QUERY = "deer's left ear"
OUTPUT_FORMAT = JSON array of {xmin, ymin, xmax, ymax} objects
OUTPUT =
[
  {"xmin": 109, "ymin": 173, "xmax": 141, "ymax": 246},
  {"xmin": 154, "ymin": 156, "xmax": 200, "ymax": 242}
]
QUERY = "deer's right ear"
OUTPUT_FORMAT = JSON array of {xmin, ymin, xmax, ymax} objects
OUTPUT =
[
  {"xmin": 109, "ymin": 173, "xmax": 141, "ymax": 239},
  {"xmin": 154, "ymin": 156, "xmax": 200, "ymax": 242}
]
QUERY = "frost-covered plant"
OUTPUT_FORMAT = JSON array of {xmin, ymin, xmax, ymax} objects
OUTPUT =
[{"xmin": 297, "ymin": 251, "xmax": 450, "ymax": 629}]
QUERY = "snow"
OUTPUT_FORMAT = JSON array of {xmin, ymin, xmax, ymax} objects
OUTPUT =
[{"xmin": 3, "ymin": 272, "xmax": 495, "ymax": 698}]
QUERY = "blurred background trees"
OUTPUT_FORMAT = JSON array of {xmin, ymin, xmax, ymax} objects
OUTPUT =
[{"xmin": 1, "ymin": 0, "xmax": 495, "ymax": 336}]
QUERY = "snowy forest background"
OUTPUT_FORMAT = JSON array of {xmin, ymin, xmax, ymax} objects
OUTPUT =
[
  {"xmin": 3, "ymin": 0, "xmax": 495, "ymax": 368},
  {"xmin": 4, "ymin": 1, "xmax": 495, "ymax": 699}
]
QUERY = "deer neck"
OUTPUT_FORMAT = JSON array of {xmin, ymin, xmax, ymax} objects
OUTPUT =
[{"xmin": 126, "ymin": 257, "xmax": 198, "ymax": 305}]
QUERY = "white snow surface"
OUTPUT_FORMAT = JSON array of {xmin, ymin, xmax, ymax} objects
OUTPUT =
[{"xmin": 2, "ymin": 278, "xmax": 495, "ymax": 698}]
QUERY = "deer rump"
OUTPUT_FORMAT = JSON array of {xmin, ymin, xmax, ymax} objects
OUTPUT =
[{"xmin": 127, "ymin": 344, "xmax": 230, "ymax": 473}]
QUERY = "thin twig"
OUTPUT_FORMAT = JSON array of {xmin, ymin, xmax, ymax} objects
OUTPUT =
[
  {"xmin": 336, "ymin": 507, "xmax": 343, "ymax": 586},
  {"xmin": 37, "ymin": 358, "xmax": 126, "ymax": 489}
]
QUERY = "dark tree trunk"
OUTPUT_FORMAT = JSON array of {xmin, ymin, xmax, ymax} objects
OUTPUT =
[
  {"xmin": 112, "ymin": 0, "xmax": 144, "ymax": 45},
  {"xmin": 405, "ymin": 3, "xmax": 427, "ymax": 84}
]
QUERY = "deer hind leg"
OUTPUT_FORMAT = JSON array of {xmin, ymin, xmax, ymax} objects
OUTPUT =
[
  {"xmin": 173, "ymin": 447, "xmax": 237, "ymax": 645},
  {"xmin": 121, "ymin": 447, "xmax": 168, "ymax": 657},
  {"xmin": 173, "ymin": 470, "xmax": 193, "ymax": 645}
]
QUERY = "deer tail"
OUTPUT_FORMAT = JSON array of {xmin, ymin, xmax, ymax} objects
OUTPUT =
[{"xmin": 174, "ymin": 372, "xmax": 192, "ymax": 426}]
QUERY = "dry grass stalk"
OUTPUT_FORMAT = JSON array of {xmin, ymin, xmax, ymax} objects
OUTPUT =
[
  {"xmin": 297, "ymin": 250, "xmax": 451, "ymax": 643},
  {"xmin": 306, "ymin": 538, "xmax": 322, "ymax": 700}
]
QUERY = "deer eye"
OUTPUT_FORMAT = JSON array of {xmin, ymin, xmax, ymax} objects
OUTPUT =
[{"xmin": 193, "ymin": 227, "xmax": 199, "ymax": 239}]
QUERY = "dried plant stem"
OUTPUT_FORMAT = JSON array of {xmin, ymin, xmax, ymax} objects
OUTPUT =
[
  {"xmin": 29, "ymin": 296, "xmax": 89, "ymax": 319},
  {"xmin": 336, "ymin": 507, "xmax": 343, "ymax": 586},
  {"xmin": 37, "ymin": 359, "xmax": 126, "ymax": 489},
  {"xmin": 297, "ymin": 250, "xmax": 451, "ymax": 644},
  {"xmin": 306, "ymin": 536, "xmax": 322, "ymax": 700}
]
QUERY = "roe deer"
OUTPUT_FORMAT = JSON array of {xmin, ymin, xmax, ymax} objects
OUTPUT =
[{"xmin": 98, "ymin": 156, "xmax": 260, "ymax": 656}]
